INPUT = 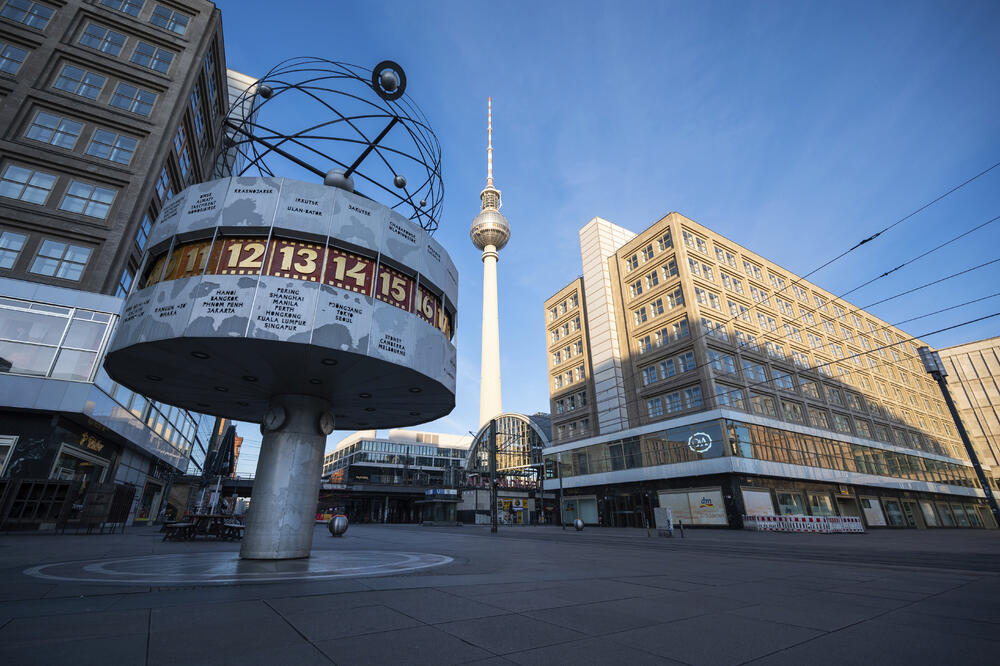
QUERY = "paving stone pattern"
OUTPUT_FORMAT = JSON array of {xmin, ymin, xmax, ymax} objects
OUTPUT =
[{"xmin": 0, "ymin": 525, "xmax": 997, "ymax": 665}]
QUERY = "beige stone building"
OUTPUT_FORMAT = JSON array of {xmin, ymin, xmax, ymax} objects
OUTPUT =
[
  {"xmin": 543, "ymin": 212, "xmax": 996, "ymax": 529},
  {"xmin": 938, "ymin": 337, "xmax": 1000, "ymax": 484}
]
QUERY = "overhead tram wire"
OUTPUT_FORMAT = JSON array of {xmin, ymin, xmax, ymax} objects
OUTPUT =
[
  {"xmin": 668, "ymin": 209, "xmax": 1000, "ymax": 366},
  {"xmin": 630, "ymin": 255, "xmax": 1000, "ymax": 403},
  {"xmin": 698, "ymin": 311, "xmax": 1000, "ymax": 414},
  {"xmin": 654, "ymin": 158, "xmax": 1000, "ymax": 361}
]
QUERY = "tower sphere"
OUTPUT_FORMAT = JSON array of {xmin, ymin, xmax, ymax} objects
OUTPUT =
[{"xmin": 470, "ymin": 209, "xmax": 510, "ymax": 251}]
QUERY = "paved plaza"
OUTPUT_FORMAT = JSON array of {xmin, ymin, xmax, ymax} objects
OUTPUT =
[{"xmin": 0, "ymin": 524, "xmax": 997, "ymax": 665}]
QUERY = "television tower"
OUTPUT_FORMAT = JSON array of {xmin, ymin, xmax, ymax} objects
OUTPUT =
[{"xmin": 470, "ymin": 98, "xmax": 510, "ymax": 427}]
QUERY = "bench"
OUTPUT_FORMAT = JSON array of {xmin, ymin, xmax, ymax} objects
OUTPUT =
[
  {"xmin": 219, "ymin": 523, "xmax": 245, "ymax": 541},
  {"xmin": 162, "ymin": 522, "xmax": 195, "ymax": 541}
]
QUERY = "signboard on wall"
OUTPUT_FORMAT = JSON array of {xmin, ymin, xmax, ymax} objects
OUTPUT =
[
  {"xmin": 658, "ymin": 488, "xmax": 728, "ymax": 526},
  {"xmin": 742, "ymin": 489, "xmax": 775, "ymax": 516}
]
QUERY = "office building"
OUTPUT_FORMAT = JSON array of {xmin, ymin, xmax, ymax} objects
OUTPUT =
[
  {"xmin": 938, "ymin": 336, "xmax": 1000, "ymax": 484},
  {"xmin": 543, "ymin": 213, "xmax": 996, "ymax": 529},
  {"xmin": 0, "ymin": 0, "xmax": 228, "ymax": 527}
]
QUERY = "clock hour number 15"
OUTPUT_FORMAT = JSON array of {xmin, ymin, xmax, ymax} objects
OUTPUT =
[{"xmin": 376, "ymin": 266, "xmax": 414, "ymax": 312}]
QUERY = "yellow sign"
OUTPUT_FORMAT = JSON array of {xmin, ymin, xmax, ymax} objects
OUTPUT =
[{"xmin": 79, "ymin": 433, "xmax": 104, "ymax": 454}]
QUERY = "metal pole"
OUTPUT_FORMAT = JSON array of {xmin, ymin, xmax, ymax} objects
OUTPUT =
[
  {"xmin": 558, "ymin": 452, "xmax": 565, "ymax": 530},
  {"xmin": 489, "ymin": 419, "xmax": 498, "ymax": 534},
  {"xmin": 919, "ymin": 346, "xmax": 1000, "ymax": 526},
  {"xmin": 933, "ymin": 373, "xmax": 1000, "ymax": 524}
]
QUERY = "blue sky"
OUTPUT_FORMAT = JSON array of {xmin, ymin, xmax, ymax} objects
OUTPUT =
[{"xmin": 222, "ymin": 0, "xmax": 1000, "ymax": 473}]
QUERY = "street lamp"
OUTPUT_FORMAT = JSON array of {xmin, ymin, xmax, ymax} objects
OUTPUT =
[{"xmin": 918, "ymin": 346, "xmax": 1000, "ymax": 526}]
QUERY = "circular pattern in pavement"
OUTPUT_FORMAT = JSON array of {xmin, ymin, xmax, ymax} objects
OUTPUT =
[{"xmin": 24, "ymin": 550, "xmax": 453, "ymax": 585}]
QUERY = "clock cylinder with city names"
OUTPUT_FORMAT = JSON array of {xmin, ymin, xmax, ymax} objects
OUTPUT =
[{"xmin": 104, "ymin": 177, "xmax": 458, "ymax": 430}]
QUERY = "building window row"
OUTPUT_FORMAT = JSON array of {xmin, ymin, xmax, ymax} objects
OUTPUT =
[
  {"xmin": 548, "ymin": 292, "xmax": 579, "ymax": 321},
  {"xmin": 647, "ymin": 384, "xmax": 703, "ymax": 417},
  {"xmin": 552, "ymin": 364, "xmax": 586, "ymax": 390},
  {"xmin": 26, "ymin": 108, "xmax": 141, "ymax": 166},
  {"xmin": 625, "ymin": 230, "xmax": 674, "ymax": 273},
  {"xmin": 552, "ymin": 339, "xmax": 584, "ymax": 366},
  {"xmin": 640, "ymin": 350, "xmax": 696, "ymax": 387},
  {"xmin": 682, "ymin": 229, "xmax": 708, "ymax": 254},
  {"xmin": 54, "ymin": 64, "xmax": 158, "ymax": 117},
  {"xmin": 556, "ymin": 417, "xmax": 591, "ymax": 441},
  {"xmin": 1, "ymin": 163, "xmax": 117, "ymax": 220},
  {"xmin": 555, "ymin": 390, "xmax": 588, "ymax": 414},
  {"xmin": 79, "ymin": 20, "xmax": 177, "ymax": 75}
]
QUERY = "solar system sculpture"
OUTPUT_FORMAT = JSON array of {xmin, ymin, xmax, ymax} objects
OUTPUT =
[{"xmin": 105, "ymin": 59, "xmax": 457, "ymax": 559}]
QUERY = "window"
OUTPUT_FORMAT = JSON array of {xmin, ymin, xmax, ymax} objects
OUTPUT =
[
  {"xmin": 775, "ymin": 297, "xmax": 794, "ymax": 316},
  {"xmin": 649, "ymin": 297, "xmax": 664, "ymax": 316},
  {"xmin": 791, "ymin": 350, "xmax": 810, "ymax": 369},
  {"xmin": 683, "ymin": 386, "xmax": 703, "ymax": 409},
  {"xmin": 669, "ymin": 318, "xmax": 689, "ymax": 341},
  {"xmin": 822, "ymin": 319, "xmax": 836, "ymax": 335},
  {"xmin": 204, "ymin": 50, "xmax": 217, "ymax": 101},
  {"xmin": 855, "ymin": 419, "xmax": 873, "ymax": 439},
  {"xmin": 814, "ymin": 295, "xmax": 828, "ymax": 313},
  {"xmin": 629, "ymin": 280, "xmax": 643, "ymax": 298},
  {"xmin": 647, "ymin": 397, "xmax": 663, "ymax": 417},
  {"xmin": 799, "ymin": 378, "xmax": 820, "ymax": 399},
  {"xmin": 659, "ymin": 358, "xmax": 675, "ymax": 378},
  {"xmin": 30, "ymin": 240, "xmax": 90, "ymax": 280},
  {"xmin": 695, "ymin": 287, "xmax": 720, "ymax": 309},
  {"xmin": 743, "ymin": 260, "xmax": 763, "ymax": 280},
  {"xmin": 783, "ymin": 323, "xmax": 802, "ymax": 342},
  {"xmin": 0, "ymin": 164, "xmax": 56, "ymax": 204},
  {"xmin": 79, "ymin": 23, "xmax": 126, "ymax": 56},
  {"xmin": 833, "ymin": 304, "xmax": 847, "ymax": 320},
  {"xmin": 801, "ymin": 311, "xmax": 815, "ymax": 325},
  {"xmin": 826, "ymin": 386, "xmax": 845, "ymax": 407},
  {"xmin": 101, "ymin": 0, "xmax": 144, "ymax": 17},
  {"xmin": 1, "ymin": 1, "xmax": 53, "ymax": 29},
  {"xmin": 150, "ymin": 4, "xmax": 188, "ymax": 34},
  {"xmin": 131, "ymin": 41, "xmax": 174, "ymax": 73},
  {"xmin": 110, "ymin": 82, "xmax": 156, "ymax": 116},
  {"xmin": 641, "ymin": 243, "xmax": 654, "ymax": 262},
  {"xmin": 665, "ymin": 391, "xmax": 683, "ymax": 413},
  {"xmin": 553, "ymin": 374, "xmax": 562, "ymax": 389},
  {"xmin": 701, "ymin": 317, "xmax": 728, "ymax": 341},
  {"xmin": 59, "ymin": 180, "xmax": 116, "ymax": 219},
  {"xmin": 678, "ymin": 351, "xmax": 695, "ymax": 373},
  {"xmin": 552, "ymin": 351, "xmax": 561, "ymax": 365},
  {"xmin": 741, "ymin": 360, "xmax": 767, "ymax": 384},
  {"xmin": 715, "ymin": 247, "xmax": 737, "ymax": 267},
  {"xmin": 831, "ymin": 343, "xmax": 844, "ymax": 358},
  {"xmin": 708, "ymin": 349, "xmax": 736, "ymax": 374},
  {"xmin": 782, "ymin": 400, "xmax": 804, "ymax": 423},
  {"xmin": 633, "ymin": 306, "xmax": 647, "ymax": 325},
  {"xmin": 0, "ymin": 42, "xmax": 28, "ymax": 74},
  {"xmin": 662, "ymin": 258, "xmax": 678, "ymax": 279},
  {"xmin": 757, "ymin": 313, "xmax": 777, "ymax": 331},
  {"xmin": 657, "ymin": 230, "xmax": 672, "ymax": 251},
  {"xmin": 832, "ymin": 413, "xmax": 853, "ymax": 434},
  {"xmin": 841, "ymin": 327, "xmax": 854, "ymax": 343},
  {"xmin": 25, "ymin": 111, "xmax": 82, "ymax": 149},
  {"xmin": 154, "ymin": 166, "xmax": 172, "ymax": 202},
  {"xmin": 721, "ymin": 271, "xmax": 744, "ymax": 294},
  {"xmin": 769, "ymin": 273, "xmax": 786, "ymax": 290},
  {"xmin": 717, "ymin": 385, "xmax": 745, "ymax": 409},
  {"xmin": 750, "ymin": 393, "xmax": 777, "ymax": 417},
  {"xmin": 728, "ymin": 300, "xmax": 750, "ymax": 322},
  {"xmin": 773, "ymin": 370, "xmax": 794, "ymax": 391},
  {"xmin": 116, "ymin": 267, "xmax": 133, "ymax": 297},
  {"xmin": 641, "ymin": 366, "xmax": 657, "ymax": 385},
  {"xmin": 645, "ymin": 269, "xmax": 659, "ymax": 289},
  {"xmin": 53, "ymin": 65, "xmax": 106, "ymax": 100},
  {"xmin": 625, "ymin": 254, "xmax": 638, "ymax": 271},
  {"xmin": 0, "ymin": 229, "xmax": 27, "ymax": 268},
  {"xmin": 682, "ymin": 230, "xmax": 708, "ymax": 253},
  {"xmin": 750, "ymin": 285, "xmax": 770, "ymax": 306},
  {"xmin": 792, "ymin": 285, "xmax": 809, "ymax": 303},
  {"xmin": 808, "ymin": 407, "xmax": 829, "ymax": 429},
  {"xmin": 548, "ymin": 307, "xmax": 557, "ymax": 321},
  {"xmin": 86, "ymin": 129, "xmax": 137, "ymax": 164},
  {"xmin": 637, "ymin": 334, "xmax": 652, "ymax": 354},
  {"xmin": 665, "ymin": 286, "xmax": 684, "ymax": 308},
  {"xmin": 734, "ymin": 329, "xmax": 759, "ymax": 352}
]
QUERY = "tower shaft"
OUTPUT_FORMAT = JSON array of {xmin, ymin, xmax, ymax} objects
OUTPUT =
[{"xmin": 479, "ymin": 244, "xmax": 502, "ymax": 427}]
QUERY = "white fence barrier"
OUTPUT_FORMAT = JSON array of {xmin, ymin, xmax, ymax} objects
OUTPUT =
[{"xmin": 743, "ymin": 514, "xmax": 865, "ymax": 534}]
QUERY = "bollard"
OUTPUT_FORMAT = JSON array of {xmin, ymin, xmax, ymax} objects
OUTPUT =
[
  {"xmin": 574, "ymin": 518, "xmax": 584, "ymax": 531},
  {"xmin": 678, "ymin": 519, "xmax": 685, "ymax": 538},
  {"xmin": 328, "ymin": 514, "xmax": 349, "ymax": 537}
]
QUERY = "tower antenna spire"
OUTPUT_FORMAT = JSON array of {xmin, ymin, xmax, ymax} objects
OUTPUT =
[{"xmin": 487, "ymin": 97, "xmax": 493, "ymax": 187}]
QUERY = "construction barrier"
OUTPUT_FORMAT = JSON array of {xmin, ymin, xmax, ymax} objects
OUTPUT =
[{"xmin": 743, "ymin": 514, "xmax": 865, "ymax": 534}]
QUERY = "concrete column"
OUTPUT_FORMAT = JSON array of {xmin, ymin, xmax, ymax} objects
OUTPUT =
[
  {"xmin": 479, "ymin": 243, "xmax": 502, "ymax": 427},
  {"xmin": 240, "ymin": 394, "xmax": 331, "ymax": 560}
]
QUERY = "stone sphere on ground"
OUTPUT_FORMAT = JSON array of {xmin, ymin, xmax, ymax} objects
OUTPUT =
[
  {"xmin": 574, "ymin": 518, "xmax": 584, "ymax": 531},
  {"xmin": 328, "ymin": 514, "xmax": 349, "ymax": 537}
]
